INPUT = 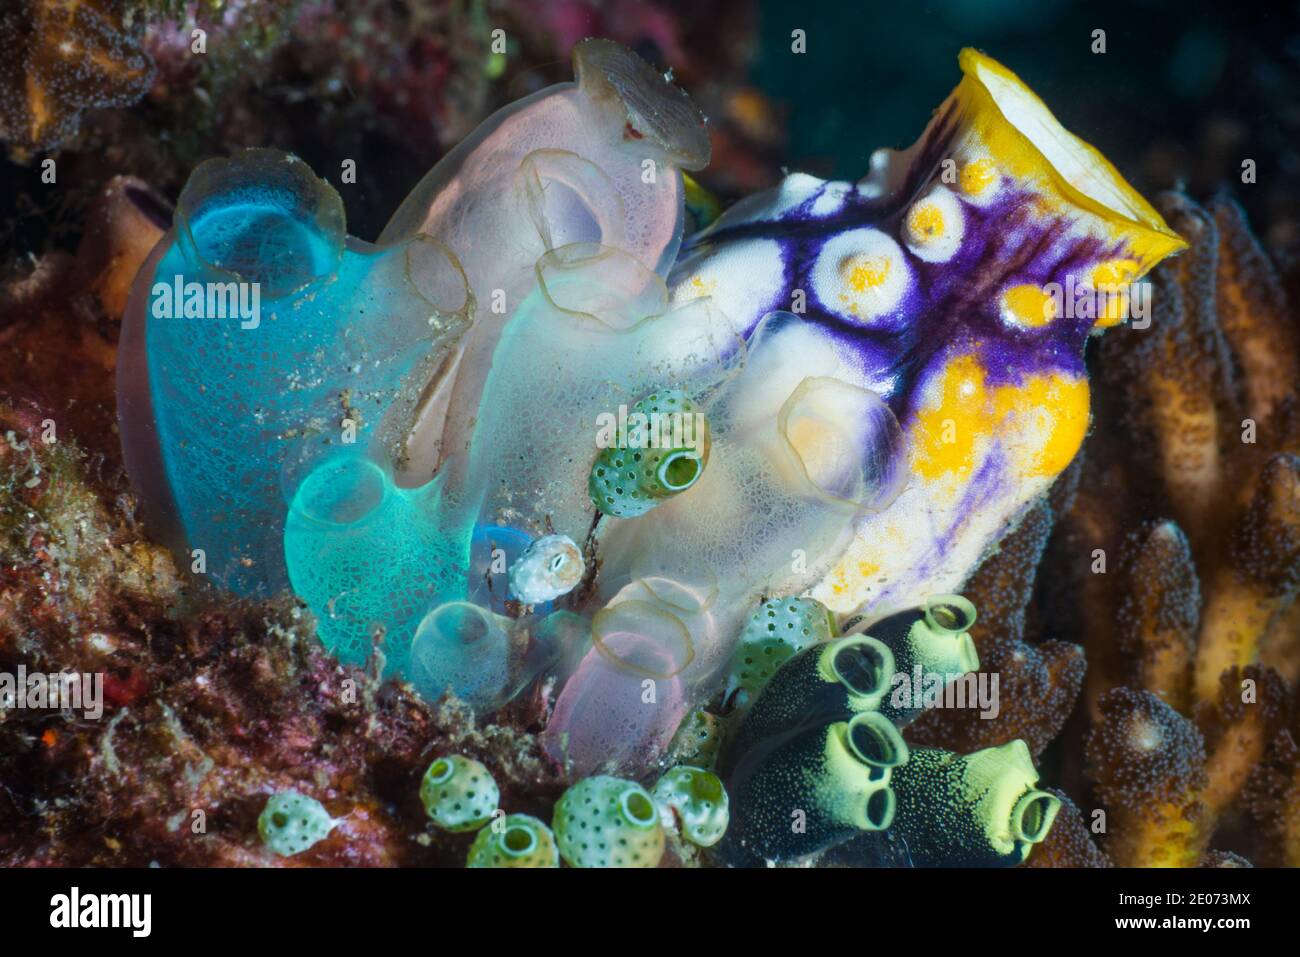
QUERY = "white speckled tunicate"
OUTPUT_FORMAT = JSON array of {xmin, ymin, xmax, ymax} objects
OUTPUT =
[{"xmin": 509, "ymin": 534, "xmax": 585, "ymax": 604}]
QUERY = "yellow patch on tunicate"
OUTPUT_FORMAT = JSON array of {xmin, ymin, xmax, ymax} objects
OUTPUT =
[
  {"xmin": 815, "ymin": 229, "xmax": 910, "ymax": 322},
  {"xmin": 991, "ymin": 372, "xmax": 1090, "ymax": 478},
  {"xmin": 824, "ymin": 557, "xmax": 881, "ymax": 597},
  {"xmin": 905, "ymin": 201, "xmax": 947, "ymax": 243},
  {"xmin": 1089, "ymin": 258, "xmax": 1139, "ymax": 328},
  {"xmin": 999, "ymin": 283, "xmax": 1058, "ymax": 328},
  {"xmin": 959, "ymin": 158, "xmax": 997, "ymax": 197},
  {"xmin": 843, "ymin": 254, "xmax": 892, "ymax": 293},
  {"xmin": 689, "ymin": 274, "xmax": 718, "ymax": 296},
  {"xmin": 909, "ymin": 354, "xmax": 1089, "ymax": 483},
  {"xmin": 908, "ymin": 355, "xmax": 992, "ymax": 482}
]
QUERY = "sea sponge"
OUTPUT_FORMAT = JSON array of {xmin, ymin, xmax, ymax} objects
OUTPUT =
[{"xmin": 0, "ymin": 0, "xmax": 155, "ymax": 156}]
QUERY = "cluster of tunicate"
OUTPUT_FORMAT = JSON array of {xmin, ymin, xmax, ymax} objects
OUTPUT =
[
  {"xmin": 418, "ymin": 754, "xmax": 562, "ymax": 868},
  {"xmin": 716, "ymin": 595, "xmax": 1060, "ymax": 867},
  {"xmin": 118, "ymin": 40, "xmax": 1187, "ymax": 834}
]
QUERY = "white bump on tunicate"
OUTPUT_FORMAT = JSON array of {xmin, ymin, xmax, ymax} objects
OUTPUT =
[
  {"xmin": 811, "ymin": 229, "xmax": 912, "ymax": 324},
  {"xmin": 902, "ymin": 185, "xmax": 964, "ymax": 263},
  {"xmin": 509, "ymin": 534, "xmax": 585, "ymax": 603},
  {"xmin": 771, "ymin": 172, "xmax": 827, "ymax": 217},
  {"xmin": 670, "ymin": 237, "xmax": 786, "ymax": 320},
  {"xmin": 809, "ymin": 181, "xmax": 851, "ymax": 217}
]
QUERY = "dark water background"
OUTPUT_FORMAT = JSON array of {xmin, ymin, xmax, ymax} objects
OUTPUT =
[{"xmin": 751, "ymin": 0, "xmax": 1300, "ymax": 243}]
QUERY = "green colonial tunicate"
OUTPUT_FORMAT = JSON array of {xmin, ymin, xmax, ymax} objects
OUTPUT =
[
  {"xmin": 589, "ymin": 390, "xmax": 710, "ymax": 518},
  {"xmin": 725, "ymin": 597, "xmax": 836, "ymax": 706},
  {"xmin": 258, "ymin": 790, "xmax": 335, "ymax": 857},
  {"xmin": 652, "ymin": 766, "xmax": 729, "ymax": 847},
  {"xmin": 552, "ymin": 775, "xmax": 665, "ymax": 868},
  {"xmin": 466, "ymin": 814, "xmax": 559, "ymax": 868},
  {"xmin": 721, "ymin": 714, "xmax": 904, "ymax": 863},
  {"xmin": 721, "ymin": 633, "xmax": 896, "ymax": 771},
  {"xmin": 854, "ymin": 594, "xmax": 979, "ymax": 725},
  {"xmin": 420, "ymin": 755, "xmax": 500, "ymax": 832},
  {"xmin": 890, "ymin": 740, "xmax": 1062, "ymax": 867}
]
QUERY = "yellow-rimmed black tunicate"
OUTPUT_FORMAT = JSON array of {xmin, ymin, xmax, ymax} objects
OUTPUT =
[
  {"xmin": 852, "ymin": 594, "xmax": 980, "ymax": 725},
  {"xmin": 720, "ymin": 633, "xmax": 896, "ymax": 772},
  {"xmin": 889, "ymin": 740, "xmax": 1062, "ymax": 867},
  {"xmin": 716, "ymin": 712, "xmax": 907, "ymax": 865}
]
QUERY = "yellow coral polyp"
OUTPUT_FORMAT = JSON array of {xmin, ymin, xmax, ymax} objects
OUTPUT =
[{"xmin": 1000, "ymin": 283, "xmax": 1058, "ymax": 328}]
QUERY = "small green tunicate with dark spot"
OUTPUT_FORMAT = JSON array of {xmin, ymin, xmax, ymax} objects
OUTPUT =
[
  {"xmin": 552, "ymin": 775, "xmax": 664, "ymax": 867},
  {"xmin": 258, "ymin": 790, "xmax": 335, "ymax": 857},
  {"xmin": 420, "ymin": 755, "xmax": 499, "ymax": 832},
  {"xmin": 466, "ymin": 814, "xmax": 559, "ymax": 868},
  {"xmin": 589, "ymin": 389, "xmax": 710, "ymax": 517}
]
